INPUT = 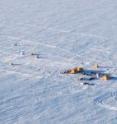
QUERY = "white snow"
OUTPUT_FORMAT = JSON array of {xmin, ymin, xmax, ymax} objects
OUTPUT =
[{"xmin": 0, "ymin": 0, "xmax": 117, "ymax": 124}]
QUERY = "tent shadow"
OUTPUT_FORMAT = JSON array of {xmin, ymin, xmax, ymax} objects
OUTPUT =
[{"xmin": 111, "ymin": 77, "xmax": 117, "ymax": 81}]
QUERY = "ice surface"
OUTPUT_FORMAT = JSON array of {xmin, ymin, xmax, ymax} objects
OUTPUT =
[{"xmin": 0, "ymin": 0, "xmax": 117, "ymax": 124}]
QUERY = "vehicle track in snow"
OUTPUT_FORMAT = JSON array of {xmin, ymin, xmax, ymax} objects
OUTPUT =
[{"xmin": 94, "ymin": 90, "xmax": 117, "ymax": 111}]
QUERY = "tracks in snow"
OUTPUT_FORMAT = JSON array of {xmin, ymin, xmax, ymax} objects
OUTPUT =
[{"xmin": 94, "ymin": 91, "xmax": 117, "ymax": 111}]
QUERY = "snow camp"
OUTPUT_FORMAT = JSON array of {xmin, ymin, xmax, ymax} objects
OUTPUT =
[
  {"xmin": 63, "ymin": 65, "xmax": 112, "ymax": 82},
  {"xmin": 0, "ymin": 0, "xmax": 117, "ymax": 124}
]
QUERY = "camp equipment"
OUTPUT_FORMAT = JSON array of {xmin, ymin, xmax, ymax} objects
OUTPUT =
[
  {"xmin": 65, "ymin": 67, "xmax": 83, "ymax": 74},
  {"xmin": 100, "ymin": 74, "xmax": 110, "ymax": 81}
]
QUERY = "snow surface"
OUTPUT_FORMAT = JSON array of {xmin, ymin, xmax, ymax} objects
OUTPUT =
[{"xmin": 0, "ymin": 0, "xmax": 117, "ymax": 124}]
